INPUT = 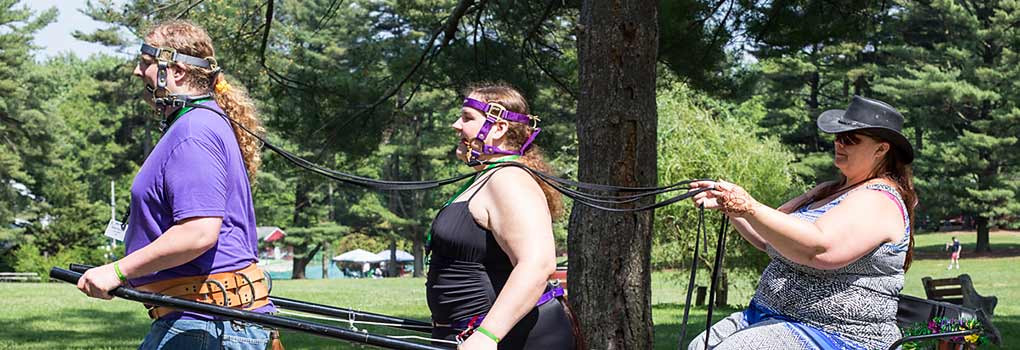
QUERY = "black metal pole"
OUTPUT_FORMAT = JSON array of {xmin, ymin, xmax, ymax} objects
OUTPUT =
[
  {"xmin": 703, "ymin": 215, "xmax": 728, "ymax": 350},
  {"xmin": 272, "ymin": 296, "xmax": 433, "ymax": 333},
  {"xmin": 678, "ymin": 205, "xmax": 705, "ymax": 349},
  {"xmin": 50, "ymin": 268, "xmax": 446, "ymax": 350},
  {"xmin": 67, "ymin": 264, "xmax": 434, "ymax": 333}
]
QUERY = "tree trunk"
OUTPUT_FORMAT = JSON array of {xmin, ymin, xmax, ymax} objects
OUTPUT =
[
  {"xmin": 387, "ymin": 240, "xmax": 398, "ymax": 277},
  {"xmin": 321, "ymin": 242, "xmax": 330, "ymax": 279},
  {"xmin": 290, "ymin": 180, "xmax": 311, "ymax": 279},
  {"xmin": 292, "ymin": 245, "xmax": 310, "ymax": 280},
  {"xmin": 807, "ymin": 57, "xmax": 821, "ymax": 152},
  {"xmin": 570, "ymin": 1, "xmax": 658, "ymax": 348},
  {"xmin": 975, "ymin": 216, "xmax": 990, "ymax": 253},
  {"xmin": 413, "ymin": 232, "xmax": 425, "ymax": 277},
  {"xmin": 292, "ymin": 243, "xmax": 321, "ymax": 280},
  {"xmin": 411, "ymin": 113, "xmax": 425, "ymax": 278},
  {"xmin": 716, "ymin": 269, "xmax": 728, "ymax": 307}
]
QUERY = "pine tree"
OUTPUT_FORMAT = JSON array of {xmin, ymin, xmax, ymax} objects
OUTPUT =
[
  {"xmin": 0, "ymin": 1, "xmax": 56, "ymax": 261},
  {"xmin": 874, "ymin": 0, "xmax": 1020, "ymax": 251}
]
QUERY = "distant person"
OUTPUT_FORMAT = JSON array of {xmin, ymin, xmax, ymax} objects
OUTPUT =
[
  {"xmin": 75, "ymin": 20, "xmax": 274, "ymax": 349},
  {"xmin": 362, "ymin": 262, "xmax": 371, "ymax": 278},
  {"xmin": 689, "ymin": 96, "xmax": 916, "ymax": 349},
  {"xmin": 946, "ymin": 236, "xmax": 962, "ymax": 269}
]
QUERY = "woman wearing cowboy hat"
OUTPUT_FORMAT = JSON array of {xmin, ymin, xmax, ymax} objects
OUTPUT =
[{"xmin": 688, "ymin": 96, "xmax": 917, "ymax": 349}]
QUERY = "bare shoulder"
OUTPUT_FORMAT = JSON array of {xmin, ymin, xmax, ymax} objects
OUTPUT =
[
  {"xmin": 475, "ymin": 167, "xmax": 543, "ymax": 209},
  {"xmin": 484, "ymin": 166, "xmax": 542, "ymax": 194},
  {"xmin": 841, "ymin": 182, "xmax": 903, "ymax": 223}
]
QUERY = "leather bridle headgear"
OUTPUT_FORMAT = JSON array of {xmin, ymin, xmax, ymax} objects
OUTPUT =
[
  {"xmin": 139, "ymin": 43, "xmax": 221, "ymax": 118},
  {"xmin": 461, "ymin": 98, "xmax": 541, "ymax": 164}
]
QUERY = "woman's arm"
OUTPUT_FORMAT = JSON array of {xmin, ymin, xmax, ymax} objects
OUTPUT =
[
  {"xmin": 723, "ymin": 182, "xmax": 832, "ymax": 253},
  {"xmin": 728, "ymin": 217, "xmax": 768, "ymax": 252},
  {"xmin": 460, "ymin": 168, "xmax": 556, "ymax": 349},
  {"xmin": 692, "ymin": 181, "xmax": 903, "ymax": 270},
  {"xmin": 77, "ymin": 217, "xmax": 221, "ymax": 299}
]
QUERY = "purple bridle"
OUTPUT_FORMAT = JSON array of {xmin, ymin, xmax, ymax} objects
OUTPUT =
[{"xmin": 461, "ymin": 97, "xmax": 541, "ymax": 161}]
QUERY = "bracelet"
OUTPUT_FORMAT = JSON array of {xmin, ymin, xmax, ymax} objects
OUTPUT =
[
  {"xmin": 113, "ymin": 261, "xmax": 127, "ymax": 282},
  {"xmin": 475, "ymin": 326, "xmax": 500, "ymax": 344}
]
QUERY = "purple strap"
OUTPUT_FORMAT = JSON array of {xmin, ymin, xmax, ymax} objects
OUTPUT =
[
  {"xmin": 536, "ymin": 285, "xmax": 566, "ymax": 306},
  {"xmin": 462, "ymin": 98, "xmax": 541, "ymax": 159},
  {"xmin": 449, "ymin": 285, "xmax": 566, "ymax": 329},
  {"xmin": 462, "ymin": 98, "xmax": 535, "ymax": 125}
]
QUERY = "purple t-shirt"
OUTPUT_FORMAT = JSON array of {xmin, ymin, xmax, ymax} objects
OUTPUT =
[{"xmin": 125, "ymin": 100, "xmax": 273, "ymax": 317}]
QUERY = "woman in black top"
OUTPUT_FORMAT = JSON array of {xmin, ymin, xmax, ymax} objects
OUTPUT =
[{"xmin": 426, "ymin": 83, "xmax": 576, "ymax": 350}]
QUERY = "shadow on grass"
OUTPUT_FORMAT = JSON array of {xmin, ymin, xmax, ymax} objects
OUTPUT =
[
  {"xmin": 987, "ymin": 314, "xmax": 1017, "ymax": 349},
  {"xmin": 0, "ymin": 307, "xmax": 149, "ymax": 348},
  {"xmin": 0, "ymin": 306, "xmax": 437, "ymax": 350},
  {"xmin": 653, "ymin": 303, "xmax": 739, "ymax": 350}
]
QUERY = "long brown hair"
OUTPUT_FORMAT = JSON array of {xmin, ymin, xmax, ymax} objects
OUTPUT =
[
  {"xmin": 790, "ymin": 133, "xmax": 917, "ymax": 270},
  {"xmin": 145, "ymin": 20, "xmax": 264, "ymax": 182},
  {"xmin": 464, "ymin": 83, "xmax": 564, "ymax": 219}
]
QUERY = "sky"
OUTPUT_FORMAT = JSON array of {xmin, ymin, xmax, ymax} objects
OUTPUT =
[{"xmin": 23, "ymin": 0, "xmax": 128, "ymax": 61}]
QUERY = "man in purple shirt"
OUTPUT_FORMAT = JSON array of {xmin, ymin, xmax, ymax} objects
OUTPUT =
[{"xmin": 76, "ymin": 20, "xmax": 275, "ymax": 350}]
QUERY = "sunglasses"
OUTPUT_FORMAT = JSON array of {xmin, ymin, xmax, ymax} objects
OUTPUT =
[{"xmin": 834, "ymin": 131, "xmax": 876, "ymax": 146}]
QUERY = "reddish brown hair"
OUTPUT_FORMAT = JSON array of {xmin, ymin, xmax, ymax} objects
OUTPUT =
[{"xmin": 464, "ymin": 83, "xmax": 564, "ymax": 219}]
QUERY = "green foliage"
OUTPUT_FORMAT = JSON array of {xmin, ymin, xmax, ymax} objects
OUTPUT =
[
  {"xmin": 0, "ymin": 1, "xmax": 56, "ymax": 243},
  {"xmin": 873, "ymin": 0, "xmax": 1020, "ymax": 247},
  {"xmin": 0, "ymin": 4, "xmax": 141, "ymax": 262},
  {"xmin": 252, "ymin": 164, "xmax": 296, "ymax": 227},
  {"xmin": 333, "ymin": 232, "xmax": 412, "ymax": 256},
  {"xmin": 283, "ymin": 223, "xmax": 350, "ymax": 259},
  {"xmin": 12, "ymin": 242, "xmax": 106, "ymax": 282},
  {"xmin": 653, "ymin": 82, "xmax": 804, "ymax": 270}
]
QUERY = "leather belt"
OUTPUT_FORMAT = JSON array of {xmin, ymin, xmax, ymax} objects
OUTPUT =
[{"xmin": 136, "ymin": 263, "xmax": 271, "ymax": 319}]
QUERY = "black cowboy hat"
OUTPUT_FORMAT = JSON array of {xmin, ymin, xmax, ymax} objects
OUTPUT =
[{"xmin": 817, "ymin": 95, "xmax": 914, "ymax": 164}]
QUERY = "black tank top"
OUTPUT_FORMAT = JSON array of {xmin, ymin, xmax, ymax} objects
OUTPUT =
[{"xmin": 426, "ymin": 174, "xmax": 514, "ymax": 323}]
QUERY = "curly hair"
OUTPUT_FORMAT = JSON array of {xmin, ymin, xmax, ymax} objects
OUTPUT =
[{"xmin": 145, "ymin": 20, "xmax": 264, "ymax": 182}]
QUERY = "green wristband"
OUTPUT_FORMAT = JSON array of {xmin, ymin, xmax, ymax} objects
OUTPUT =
[
  {"xmin": 113, "ymin": 261, "xmax": 127, "ymax": 282},
  {"xmin": 475, "ymin": 326, "xmax": 500, "ymax": 344}
]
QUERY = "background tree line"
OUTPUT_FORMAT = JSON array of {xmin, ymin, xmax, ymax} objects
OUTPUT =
[{"xmin": 0, "ymin": 0, "xmax": 1016, "ymax": 347}]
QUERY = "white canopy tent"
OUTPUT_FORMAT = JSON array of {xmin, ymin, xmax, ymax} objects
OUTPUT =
[
  {"xmin": 332, "ymin": 249, "xmax": 384, "ymax": 263},
  {"xmin": 375, "ymin": 249, "xmax": 414, "ymax": 262}
]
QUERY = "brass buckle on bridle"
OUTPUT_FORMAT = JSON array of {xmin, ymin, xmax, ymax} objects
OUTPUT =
[
  {"xmin": 484, "ymin": 102, "xmax": 507, "ymax": 122},
  {"xmin": 155, "ymin": 47, "xmax": 177, "ymax": 63},
  {"xmin": 466, "ymin": 138, "xmax": 486, "ymax": 158},
  {"xmin": 205, "ymin": 56, "xmax": 220, "ymax": 72}
]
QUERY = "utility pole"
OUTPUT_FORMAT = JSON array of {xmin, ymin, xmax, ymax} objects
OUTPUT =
[{"xmin": 109, "ymin": 181, "xmax": 117, "ymax": 259}]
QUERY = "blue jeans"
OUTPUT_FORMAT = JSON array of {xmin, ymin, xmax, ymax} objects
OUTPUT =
[{"xmin": 139, "ymin": 318, "xmax": 270, "ymax": 350}]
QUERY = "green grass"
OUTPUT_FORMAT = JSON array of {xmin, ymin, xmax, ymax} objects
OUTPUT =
[
  {"xmin": 0, "ymin": 274, "xmax": 744, "ymax": 349},
  {"xmin": 1, "ymin": 232, "xmax": 1015, "ymax": 349}
]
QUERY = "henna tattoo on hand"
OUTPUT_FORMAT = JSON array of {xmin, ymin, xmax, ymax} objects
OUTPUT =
[{"xmin": 716, "ymin": 185, "xmax": 758, "ymax": 216}]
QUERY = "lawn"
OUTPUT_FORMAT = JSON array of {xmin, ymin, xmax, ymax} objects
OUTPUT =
[{"xmin": 0, "ymin": 231, "xmax": 1015, "ymax": 349}]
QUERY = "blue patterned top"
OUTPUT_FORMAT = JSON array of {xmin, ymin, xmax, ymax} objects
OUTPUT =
[{"xmin": 751, "ymin": 183, "xmax": 910, "ymax": 349}]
